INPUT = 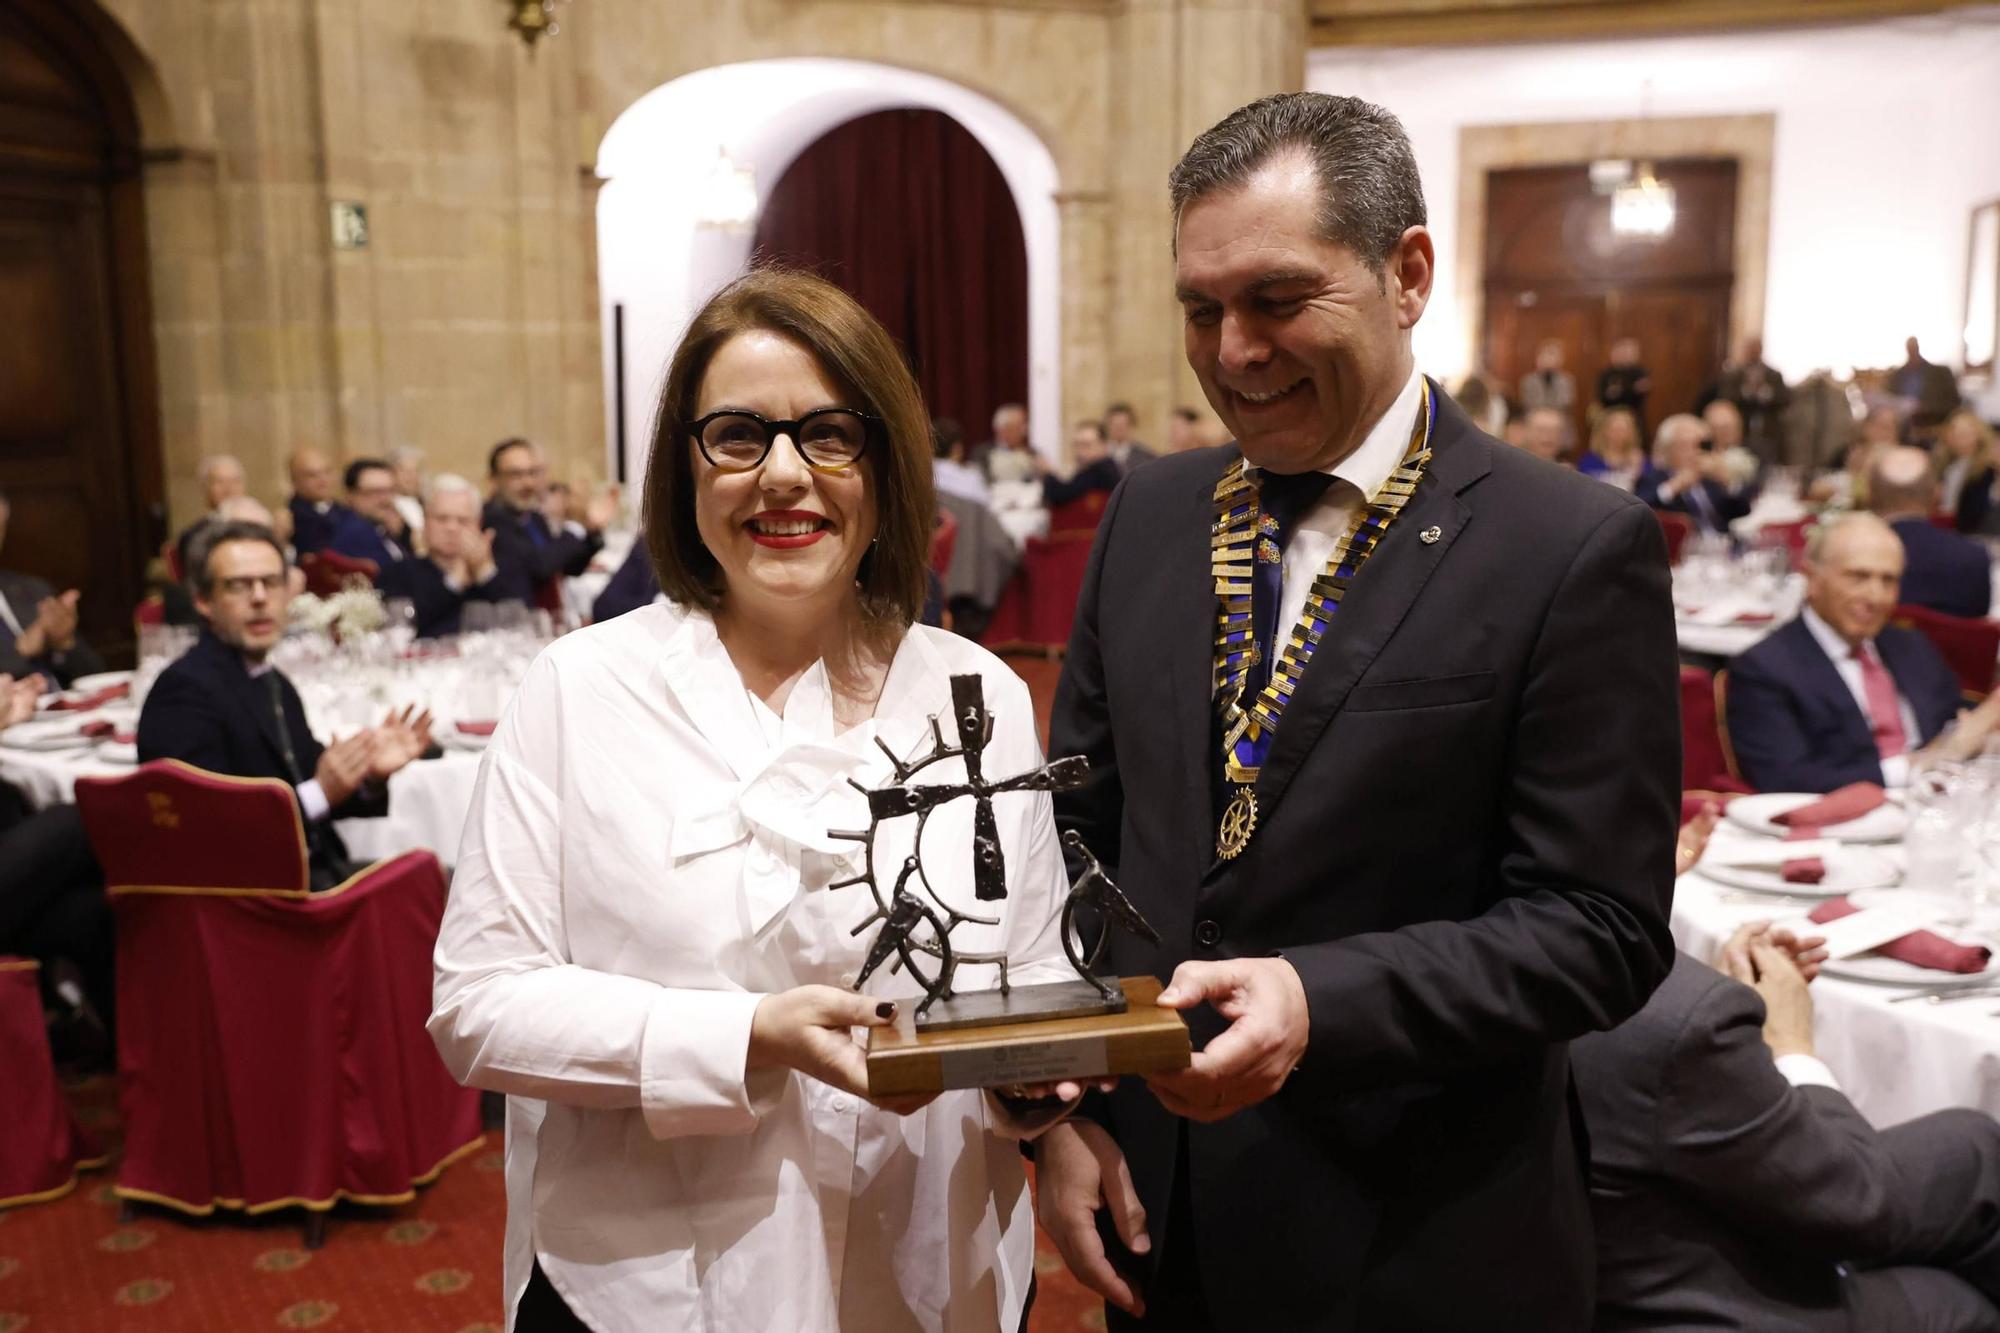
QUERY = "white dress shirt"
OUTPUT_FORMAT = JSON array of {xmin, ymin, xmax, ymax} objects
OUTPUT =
[
  {"xmin": 933, "ymin": 457, "xmax": 991, "ymax": 506},
  {"xmin": 1775, "ymin": 1052, "xmax": 1842, "ymax": 1091},
  {"xmin": 1799, "ymin": 606, "xmax": 1922, "ymax": 788},
  {"xmin": 430, "ymin": 603, "xmax": 1072, "ymax": 1332},
  {"xmin": 1247, "ymin": 365, "xmax": 1426, "ymax": 637}
]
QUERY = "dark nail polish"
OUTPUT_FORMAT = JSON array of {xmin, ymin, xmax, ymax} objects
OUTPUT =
[{"xmin": 876, "ymin": 1001, "xmax": 897, "ymax": 1019}]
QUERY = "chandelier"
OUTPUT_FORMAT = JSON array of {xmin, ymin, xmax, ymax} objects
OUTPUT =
[{"xmin": 1611, "ymin": 162, "xmax": 1676, "ymax": 239}]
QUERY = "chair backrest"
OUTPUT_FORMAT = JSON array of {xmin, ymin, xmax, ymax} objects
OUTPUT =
[
  {"xmin": 161, "ymin": 539, "xmax": 185, "ymax": 584},
  {"xmin": 929, "ymin": 507, "xmax": 959, "ymax": 577},
  {"xmin": 1048, "ymin": 491, "xmax": 1109, "ymax": 536},
  {"xmin": 1712, "ymin": 669, "xmax": 1746, "ymax": 786},
  {"xmin": 134, "ymin": 596, "xmax": 166, "ymax": 628},
  {"xmin": 1654, "ymin": 510, "xmax": 1694, "ymax": 565},
  {"xmin": 73, "ymin": 760, "xmax": 310, "ymax": 896},
  {"xmin": 1679, "ymin": 665, "xmax": 1736, "ymax": 791},
  {"xmin": 299, "ymin": 550, "xmax": 379, "ymax": 597},
  {"xmin": 1891, "ymin": 602, "xmax": 2000, "ymax": 700},
  {"xmin": 1759, "ymin": 518, "xmax": 1816, "ymax": 572},
  {"xmin": 1930, "ymin": 510, "xmax": 1960, "ymax": 532}
]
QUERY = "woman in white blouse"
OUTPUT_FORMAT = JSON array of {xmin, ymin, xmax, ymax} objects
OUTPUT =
[{"xmin": 431, "ymin": 271, "xmax": 1084, "ymax": 1332}]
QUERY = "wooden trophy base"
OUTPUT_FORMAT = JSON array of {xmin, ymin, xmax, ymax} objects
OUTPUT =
[{"xmin": 865, "ymin": 976, "xmax": 1191, "ymax": 1096}]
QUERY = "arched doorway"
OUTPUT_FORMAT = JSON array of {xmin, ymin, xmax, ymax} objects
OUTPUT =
[
  {"xmin": 0, "ymin": 0, "xmax": 162, "ymax": 664},
  {"xmin": 595, "ymin": 58, "xmax": 1061, "ymax": 483},
  {"xmin": 752, "ymin": 109, "xmax": 1028, "ymax": 448}
]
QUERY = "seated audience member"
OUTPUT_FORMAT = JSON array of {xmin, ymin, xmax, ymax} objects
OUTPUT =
[
  {"xmin": 589, "ymin": 540, "xmax": 661, "ymax": 625},
  {"xmin": 377, "ymin": 475, "xmax": 524, "ymax": 638},
  {"xmin": 1596, "ymin": 336, "xmax": 1651, "ymax": 432},
  {"xmin": 1166, "ymin": 405, "xmax": 1203, "ymax": 453},
  {"xmin": 1937, "ymin": 408, "xmax": 1998, "ymax": 536},
  {"xmin": 137, "ymin": 520, "xmax": 432, "ymax": 891},
  {"xmin": 1103, "ymin": 402, "xmax": 1157, "ymax": 470},
  {"xmin": 326, "ymin": 457, "xmax": 413, "ymax": 574},
  {"xmin": 931, "ymin": 418, "xmax": 991, "ymax": 505},
  {"xmin": 482, "ymin": 437, "xmax": 610, "ymax": 605},
  {"xmin": 1639, "ymin": 413, "xmax": 1752, "ymax": 535},
  {"xmin": 1726, "ymin": 514, "xmax": 2000, "ymax": 793},
  {"xmin": 388, "ymin": 445, "xmax": 427, "ymax": 544},
  {"xmin": 1517, "ymin": 338, "xmax": 1574, "ymax": 416},
  {"xmin": 1577, "ymin": 407, "xmax": 1644, "ymax": 490},
  {"xmin": 1703, "ymin": 399, "xmax": 1764, "ymax": 487},
  {"xmin": 1517, "ymin": 406, "xmax": 1569, "ymax": 464},
  {"xmin": 1574, "ymin": 917, "xmax": 2000, "ymax": 1333},
  {"xmin": 1041, "ymin": 419, "xmax": 1123, "ymax": 509},
  {"xmin": 973, "ymin": 402, "xmax": 1037, "ymax": 484},
  {"xmin": 1868, "ymin": 446, "xmax": 1993, "ymax": 618},
  {"xmin": 285, "ymin": 446, "xmax": 347, "ymax": 555},
  {"xmin": 0, "ymin": 490, "xmax": 105, "ymax": 687},
  {"xmin": 171, "ymin": 454, "xmax": 248, "ymax": 569},
  {"xmin": 164, "ymin": 497, "xmax": 302, "ymax": 626},
  {"xmin": 0, "ymin": 671, "xmax": 111, "ymax": 1045}
]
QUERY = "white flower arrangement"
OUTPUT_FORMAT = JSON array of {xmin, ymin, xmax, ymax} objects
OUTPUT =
[{"xmin": 289, "ymin": 585, "xmax": 387, "ymax": 640}]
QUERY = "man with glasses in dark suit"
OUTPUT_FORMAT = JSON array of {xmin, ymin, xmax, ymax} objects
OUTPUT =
[{"xmin": 481, "ymin": 437, "xmax": 612, "ymax": 609}]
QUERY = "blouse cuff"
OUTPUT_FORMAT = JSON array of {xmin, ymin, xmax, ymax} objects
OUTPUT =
[{"xmin": 638, "ymin": 988, "xmax": 772, "ymax": 1139}]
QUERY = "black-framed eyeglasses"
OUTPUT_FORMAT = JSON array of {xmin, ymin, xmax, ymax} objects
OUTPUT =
[{"xmin": 690, "ymin": 408, "xmax": 880, "ymax": 473}]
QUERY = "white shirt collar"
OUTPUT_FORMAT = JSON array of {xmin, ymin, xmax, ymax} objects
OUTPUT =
[
  {"xmin": 1801, "ymin": 604, "xmax": 1869, "ymax": 662},
  {"xmin": 1246, "ymin": 364, "xmax": 1425, "ymax": 500}
]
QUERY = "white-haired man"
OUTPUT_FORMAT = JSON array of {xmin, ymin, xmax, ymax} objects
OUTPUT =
[
  {"xmin": 377, "ymin": 475, "xmax": 525, "ymax": 637},
  {"xmin": 1638, "ymin": 413, "xmax": 1751, "ymax": 534}
]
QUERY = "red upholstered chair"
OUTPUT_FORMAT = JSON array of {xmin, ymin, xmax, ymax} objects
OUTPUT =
[
  {"xmin": 1680, "ymin": 666, "xmax": 1754, "ymax": 794},
  {"xmin": 981, "ymin": 492, "xmax": 1110, "ymax": 653},
  {"xmin": 162, "ymin": 539, "xmax": 185, "ymax": 584},
  {"xmin": 1758, "ymin": 518, "xmax": 1816, "ymax": 572},
  {"xmin": 134, "ymin": 595, "xmax": 166, "ymax": 628},
  {"xmin": 1891, "ymin": 603, "xmax": 2000, "ymax": 701},
  {"xmin": 1654, "ymin": 510, "xmax": 1694, "ymax": 566},
  {"xmin": 0, "ymin": 957, "xmax": 106, "ymax": 1209},
  {"xmin": 299, "ymin": 549, "xmax": 380, "ymax": 596},
  {"xmin": 72, "ymin": 761, "xmax": 482, "ymax": 1247},
  {"xmin": 1930, "ymin": 511, "xmax": 1960, "ymax": 532}
]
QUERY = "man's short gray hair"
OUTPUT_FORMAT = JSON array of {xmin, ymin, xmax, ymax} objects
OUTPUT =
[
  {"xmin": 389, "ymin": 445, "xmax": 426, "ymax": 467},
  {"xmin": 1652, "ymin": 413, "xmax": 1703, "ymax": 468},
  {"xmin": 1167, "ymin": 92, "xmax": 1427, "ymax": 271},
  {"xmin": 198, "ymin": 454, "xmax": 243, "ymax": 484},
  {"xmin": 424, "ymin": 472, "xmax": 480, "ymax": 507}
]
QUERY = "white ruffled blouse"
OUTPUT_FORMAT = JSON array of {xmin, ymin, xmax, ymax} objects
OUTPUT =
[{"xmin": 429, "ymin": 603, "xmax": 1072, "ymax": 1332}]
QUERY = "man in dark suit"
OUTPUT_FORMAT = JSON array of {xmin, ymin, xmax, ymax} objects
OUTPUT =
[
  {"xmin": 325, "ymin": 457, "xmax": 413, "ymax": 576},
  {"xmin": 1869, "ymin": 446, "xmax": 1993, "ymax": 619},
  {"xmin": 1041, "ymin": 420, "xmax": 1125, "ymax": 508},
  {"xmin": 1038, "ymin": 93, "xmax": 1678, "ymax": 1332},
  {"xmin": 1104, "ymin": 403, "xmax": 1159, "ymax": 471},
  {"xmin": 137, "ymin": 520, "xmax": 432, "ymax": 890},
  {"xmin": 1638, "ymin": 412, "xmax": 1753, "ymax": 534},
  {"xmin": 589, "ymin": 540, "xmax": 660, "ymax": 624},
  {"xmin": 0, "ymin": 491, "xmax": 106, "ymax": 687},
  {"xmin": 1574, "ymin": 922, "xmax": 2000, "ymax": 1331},
  {"xmin": 378, "ymin": 475, "xmax": 524, "ymax": 637},
  {"xmin": 481, "ymin": 438, "xmax": 609, "ymax": 607},
  {"xmin": 1726, "ymin": 513, "xmax": 1999, "ymax": 794},
  {"xmin": 285, "ymin": 447, "xmax": 348, "ymax": 556}
]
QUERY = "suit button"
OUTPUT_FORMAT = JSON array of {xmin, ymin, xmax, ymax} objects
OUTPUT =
[{"xmin": 1194, "ymin": 919, "xmax": 1222, "ymax": 947}]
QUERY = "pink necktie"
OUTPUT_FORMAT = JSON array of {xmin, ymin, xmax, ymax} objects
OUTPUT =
[{"xmin": 1855, "ymin": 644, "xmax": 1908, "ymax": 760}]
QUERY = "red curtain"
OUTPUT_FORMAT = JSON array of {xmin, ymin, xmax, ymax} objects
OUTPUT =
[{"xmin": 752, "ymin": 109, "xmax": 1029, "ymax": 444}]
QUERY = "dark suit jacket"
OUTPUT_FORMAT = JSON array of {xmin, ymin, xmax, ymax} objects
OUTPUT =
[
  {"xmin": 482, "ymin": 500, "xmax": 600, "ymax": 601},
  {"xmin": 1726, "ymin": 616, "xmax": 1962, "ymax": 793},
  {"xmin": 287, "ymin": 496, "xmax": 347, "ymax": 555},
  {"xmin": 1042, "ymin": 457, "xmax": 1123, "ymax": 509},
  {"xmin": 590, "ymin": 542, "xmax": 660, "ymax": 624},
  {"xmin": 1050, "ymin": 388, "xmax": 1679, "ymax": 1330},
  {"xmin": 325, "ymin": 509, "xmax": 410, "ymax": 576},
  {"xmin": 1891, "ymin": 516, "xmax": 1993, "ymax": 619},
  {"xmin": 1574, "ymin": 952, "xmax": 2000, "ymax": 1332},
  {"xmin": 135, "ymin": 630, "xmax": 387, "ymax": 884},
  {"xmin": 1636, "ymin": 468, "xmax": 1753, "ymax": 533},
  {"xmin": 1954, "ymin": 467, "xmax": 1998, "ymax": 538},
  {"xmin": 0, "ymin": 571, "xmax": 106, "ymax": 687},
  {"xmin": 377, "ymin": 557, "xmax": 523, "ymax": 639}
]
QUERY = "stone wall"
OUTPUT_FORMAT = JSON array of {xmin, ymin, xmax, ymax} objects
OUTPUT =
[{"xmin": 91, "ymin": 0, "xmax": 1307, "ymax": 530}]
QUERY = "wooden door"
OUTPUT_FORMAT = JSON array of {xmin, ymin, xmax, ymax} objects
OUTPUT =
[
  {"xmin": 1483, "ymin": 159, "xmax": 1737, "ymax": 448},
  {"xmin": 0, "ymin": 1, "xmax": 161, "ymax": 666}
]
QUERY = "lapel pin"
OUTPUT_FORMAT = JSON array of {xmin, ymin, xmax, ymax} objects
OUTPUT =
[{"xmin": 1419, "ymin": 525, "xmax": 1442, "ymax": 544}]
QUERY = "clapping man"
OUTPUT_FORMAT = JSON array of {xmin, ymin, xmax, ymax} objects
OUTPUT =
[
  {"xmin": 378, "ymin": 475, "xmax": 526, "ymax": 637},
  {"xmin": 326, "ymin": 457, "xmax": 413, "ymax": 575},
  {"xmin": 137, "ymin": 520, "xmax": 432, "ymax": 890},
  {"xmin": 285, "ymin": 446, "xmax": 347, "ymax": 555},
  {"xmin": 0, "ymin": 490, "xmax": 105, "ymax": 687},
  {"xmin": 1639, "ymin": 413, "xmax": 1752, "ymax": 535},
  {"xmin": 482, "ymin": 438, "xmax": 610, "ymax": 607}
]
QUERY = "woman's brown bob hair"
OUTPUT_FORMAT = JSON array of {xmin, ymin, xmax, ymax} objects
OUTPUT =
[{"xmin": 643, "ymin": 268, "xmax": 935, "ymax": 629}]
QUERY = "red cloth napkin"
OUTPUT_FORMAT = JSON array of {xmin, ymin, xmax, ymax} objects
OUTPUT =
[
  {"xmin": 1810, "ymin": 897, "xmax": 1992, "ymax": 974},
  {"xmin": 1733, "ymin": 611, "xmax": 1775, "ymax": 624},
  {"xmin": 1782, "ymin": 858, "xmax": 1826, "ymax": 884},
  {"xmin": 49, "ymin": 682, "xmax": 129, "ymax": 712},
  {"xmin": 79, "ymin": 721, "xmax": 137, "ymax": 744},
  {"xmin": 1773, "ymin": 783, "xmax": 1886, "ymax": 831},
  {"xmin": 455, "ymin": 720, "xmax": 497, "ymax": 736}
]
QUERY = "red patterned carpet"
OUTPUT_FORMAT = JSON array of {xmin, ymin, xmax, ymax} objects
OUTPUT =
[{"xmin": 1, "ymin": 1076, "xmax": 1104, "ymax": 1332}]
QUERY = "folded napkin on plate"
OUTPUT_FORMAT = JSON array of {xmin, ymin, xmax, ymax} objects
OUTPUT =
[
  {"xmin": 1733, "ymin": 610, "xmax": 1775, "ymax": 624},
  {"xmin": 455, "ymin": 720, "xmax": 497, "ymax": 736},
  {"xmin": 1774, "ymin": 782, "xmax": 1886, "ymax": 833},
  {"xmin": 1782, "ymin": 858, "xmax": 1826, "ymax": 884},
  {"xmin": 49, "ymin": 682, "xmax": 130, "ymax": 711},
  {"xmin": 80, "ymin": 720, "xmax": 137, "ymax": 744},
  {"xmin": 1810, "ymin": 897, "xmax": 1991, "ymax": 974}
]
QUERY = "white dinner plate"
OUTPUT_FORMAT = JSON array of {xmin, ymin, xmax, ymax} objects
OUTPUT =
[
  {"xmin": 1725, "ymin": 792, "xmax": 1908, "ymax": 844},
  {"xmin": 1820, "ymin": 950, "xmax": 2000, "ymax": 987},
  {"xmin": 1700, "ymin": 847, "xmax": 1902, "ymax": 898},
  {"xmin": 67, "ymin": 670, "xmax": 134, "ymax": 694},
  {"xmin": 0, "ymin": 717, "xmax": 94, "ymax": 751},
  {"xmin": 440, "ymin": 728, "xmax": 493, "ymax": 751}
]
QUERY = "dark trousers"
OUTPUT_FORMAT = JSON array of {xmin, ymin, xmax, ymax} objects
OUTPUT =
[
  {"xmin": 1842, "ymin": 1108, "xmax": 2000, "ymax": 1332},
  {"xmin": 0, "ymin": 804, "xmax": 112, "ymax": 1025},
  {"xmin": 1108, "ymin": 1130, "xmax": 1214, "ymax": 1333}
]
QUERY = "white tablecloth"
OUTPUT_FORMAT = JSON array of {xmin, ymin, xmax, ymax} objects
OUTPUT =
[{"xmin": 1672, "ymin": 871, "xmax": 2000, "ymax": 1127}]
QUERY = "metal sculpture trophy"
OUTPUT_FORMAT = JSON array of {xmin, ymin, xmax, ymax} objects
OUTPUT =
[{"xmin": 831, "ymin": 674, "xmax": 1191, "ymax": 1095}]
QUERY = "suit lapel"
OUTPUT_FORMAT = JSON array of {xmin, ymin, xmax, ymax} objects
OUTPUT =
[
  {"xmin": 201, "ymin": 635, "xmax": 297, "ymax": 775},
  {"xmin": 1779, "ymin": 620, "xmax": 1876, "ymax": 753},
  {"xmin": 1209, "ymin": 400, "xmax": 1489, "ymax": 878}
]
